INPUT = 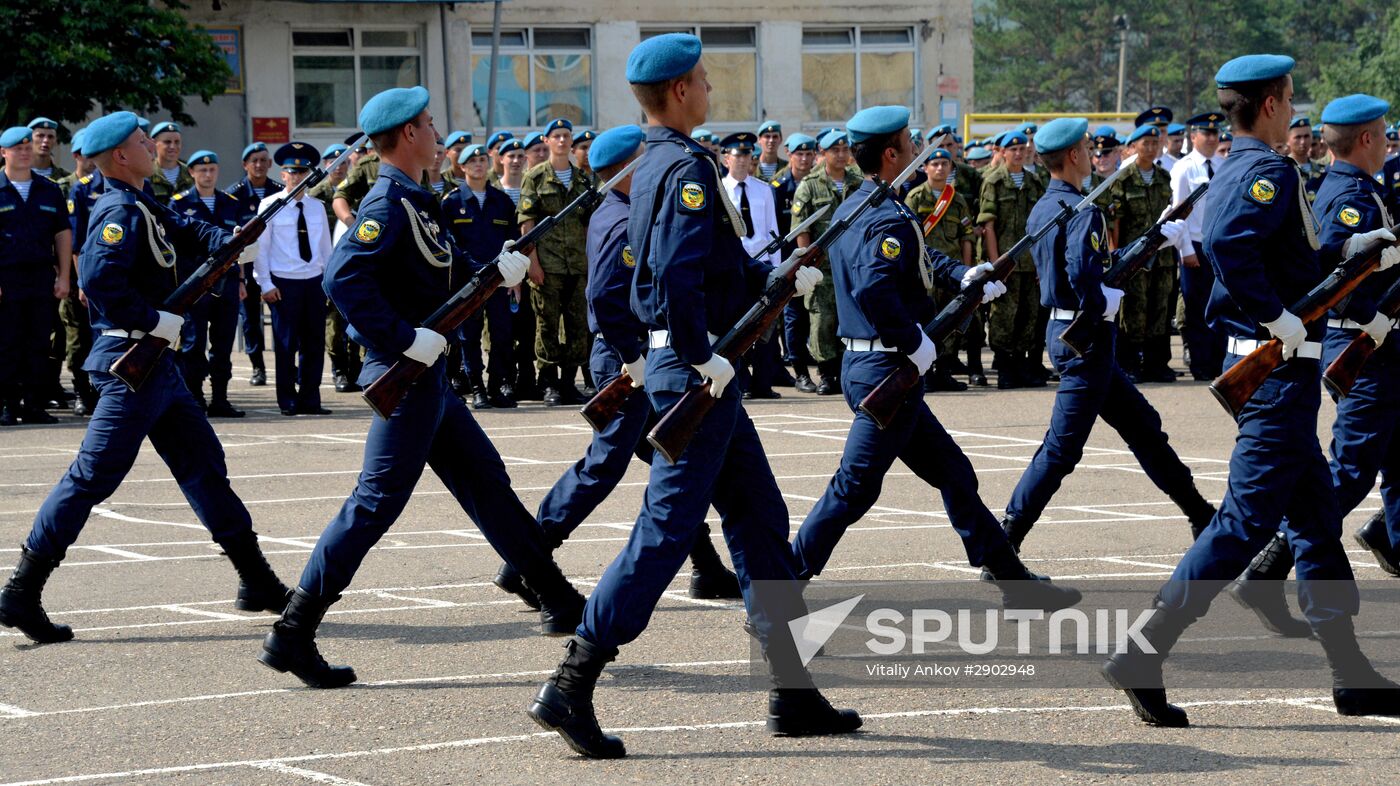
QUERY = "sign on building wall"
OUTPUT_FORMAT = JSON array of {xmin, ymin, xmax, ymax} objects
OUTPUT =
[
  {"xmin": 253, "ymin": 117, "xmax": 290, "ymax": 144},
  {"xmin": 208, "ymin": 28, "xmax": 244, "ymax": 94}
]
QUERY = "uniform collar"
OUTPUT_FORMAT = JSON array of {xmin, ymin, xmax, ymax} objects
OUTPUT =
[
  {"xmin": 1047, "ymin": 177, "xmax": 1083, "ymax": 196},
  {"xmin": 1229, "ymin": 136, "xmax": 1277, "ymax": 156},
  {"xmin": 605, "ymin": 189, "xmax": 630, "ymax": 206},
  {"xmin": 379, "ymin": 162, "xmax": 427, "ymax": 194},
  {"xmin": 646, "ymin": 125, "xmax": 708, "ymax": 157},
  {"xmin": 1327, "ymin": 160, "xmax": 1382, "ymax": 191}
]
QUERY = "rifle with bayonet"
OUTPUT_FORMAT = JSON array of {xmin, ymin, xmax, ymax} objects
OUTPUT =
[{"xmin": 1322, "ymin": 276, "xmax": 1400, "ymax": 398}]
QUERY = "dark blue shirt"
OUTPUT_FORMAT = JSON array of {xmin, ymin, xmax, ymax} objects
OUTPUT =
[
  {"xmin": 70, "ymin": 173, "xmax": 159, "ymax": 256},
  {"xmin": 1314, "ymin": 160, "xmax": 1394, "ymax": 324},
  {"xmin": 324, "ymin": 163, "xmax": 481, "ymax": 355},
  {"xmin": 828, "ymin": 178, "xmax": 967, "ymax": 354},
  {"xmin": 769, "ymin": 170, "xmax": 800, "ymax": 256},
  {"xmin": 227, "ymin": 176, "xmax": 284, "ymax": 226},
  {"xmin": 1383, "ymin": 155, "xmax": 1400, "ymax": 227},
  {"xmin": 586, "ymin": 189, "xmax": 644, "ymax": 362},
  {"xmin": 1202, "ymin": 136, "xmax": 1340, "ymax": 341},
  {"xmin": 0, "ymin": 172, "xmax": 69, "ymax": 295},
  {"xmin": 628, "ymin": 125, "xmax": 772, "ymax": 365},
  {"xmin": 441, "ymin": 182, "xmax": 516, "ymax": 274},
  {"xmin": 170, "ymin": 186, "xmax": 244, "ymax": 288},
  {"xmin": 1029, "ymin": 178, "xmax": 1109, "ymax": 319}
]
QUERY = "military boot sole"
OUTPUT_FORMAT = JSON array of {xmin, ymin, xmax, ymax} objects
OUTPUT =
[
  {"xmin": 1354, "ymin": 530, "xmax": 1400, "ymax": 577},
  {"xmin": 493, "ymin": 565, "xmax": 542, "ymax": 611},
  {"xmin": 257, "ymin": 636, "xmax": 358, "ymax": 689},
  {"xmin": 1334, "ymin": 686, "xmax": 1400, "ymax": 716},
  {"xmin": 0, "ymin": 604, "xmax": 74, "ymax": 644},
  {"xmin": 527, "ymin": 684, "xmax": 627, "ymax": 759},
  {"xmin": 767, "ymin": 707, "xmax": 864, "ymax": 736},
  {"xmin": 1100, "ymin": 660, "xmax": 1189, "ymax": 727}
]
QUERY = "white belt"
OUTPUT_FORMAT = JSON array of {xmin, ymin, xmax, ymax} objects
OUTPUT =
[
  {"xmin": 841, "ymin": 337, "xmax": 898, "ymax": 352},
  {"xmin": 1050, "ymin": 308, "xmax": 1081, "ymax": 321},
  {"xmin": 1327, "ymin": 318, "xmax": 1366, "ymax": 331},
  {"xmin": 1227, "ymin": 336, "xmax": 1322, "ymax": 359},
  {"xmin": 647, "ymin": 330, "xmax": 718, "ymax": 349},
  {"xmin": 101, "ymin": 329, "xmax": 147, "ymax": 340}
]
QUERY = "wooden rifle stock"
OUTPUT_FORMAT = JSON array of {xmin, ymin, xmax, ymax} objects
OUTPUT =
[{"xmin": 1321, "ymin": 276, "xmax": 1400, "ymax": 397}]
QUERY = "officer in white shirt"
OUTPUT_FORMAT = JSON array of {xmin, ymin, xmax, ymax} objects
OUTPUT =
[
  {"xmin": 254, "ymin": 142, "xmax": 334, "ymax": 416},
  {"xmin": 720, "ymin": 131, "xmax": 783, "ymax": 396},
  {"xmin": 1168, "ymin": 112, "xmax": 1227, "ymax": 380}
]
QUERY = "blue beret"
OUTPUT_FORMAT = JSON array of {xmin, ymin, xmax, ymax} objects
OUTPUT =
[
  {"xmin": 321, "ymin": 143, "xmax": 348, "ymax": 160},
  {"xmin": 522, "ymin": 132, "xmax": 545, "ymax": 150},
  {"xmin": 1215, "ymin": 54, "xmax": 1294, "ymax": 88},
  {"xmin": 757, "ymin": 120, "xmax": 781, "ymax": 136},
  {"xmin": 1289, "ymin": 115, "xmax": 1311, "ymax": 129},
  {"xmin": 241, "ymin": 142, "xmax": 268, "ymax": 161},
  {"xmin": 721, "ymin": 132, "xmax": 757, "ymax": 152},
  {"xmin": 458, "ymin": 144, "xmax": 487, "ymax": 164},
  {"xmin": 274, "ymin": 141, "xmax": 319, "ymax": 170},
  {"xmin": 1185, "ymin": 112, "xmax": 1224, "ymax": 129},
  {"xmin": 0, "ymin": 127, "xmax": 32, "ymax": 148},
  {"xmin": 572, "ymin": 129, "xmax": 596, "ymax": 146},
  {"xmin": 498, "ymin": 138, "xmax": 524, "ymax": 154},
  {"xmin": 785, "ymin": 133, "xmax": 816, "ymax": 152},
  {"xmin": 187, "ymin": 149, "xmax": 218, "ymax": 167},
  {"xmin": 358, "ymin": 85, "xmax": 430, "ymax": 137},
  {"xmin": 953, "ymin": 133, "xmax": 963, "ymax": 143},
  {"xmin": 544, "ymin": 118, "xmax": 573, "ymax": 135},
  {"xmin": 150, "ymin": 121, "xmax": 181, "ymax": 138},
  {"xmin": 1001, "ymin": 131, "xmax": 1029, "ymax": 147},
  {"xmin": 966, "ymin": 146, "xmax": 992, "ymax": 161},
  {"xmin": 588, "ymin": 124, "xmax": 644, "ymax": 170},
  {"xmin": 1016, "ymin": 121, "xmax": 1038, "ymax": 134},
  {"xmin": 443, "ymin": 131, "xmax": 471, "ymax": 148},
  {"xmin": 1166, "ymin": 123, "xmax": 1186, "ymax": 135},
  {"xmin": 1321, "ymin": 94, "xmax": 1391, "ymax": 126},
  {"xmin": 818, "ymin": 130, "xmax": 848, "ymax": 150},
  {"xmin": 1093, "ymin": 124, "xmax": 1116, "ymax": 139},
  {"xmin": 626, "ymin": 32, "xmax": 702, "ymax": 84},
  {"xmin": 1093, "ymin": 133, "xmax": 1120, "ymax": 152},
  {"xmin": 927, "ymin": 148, "xmax": 952, "ymax": 161},
  {"xmin": 1220, "ymin": 131, "xmax": 1233, "ymax": 142},
  {"xmin": 486, "ymin": 130, "xmax": 514, "ymax": 149},
  {"xmin": 847, "ymin": 105, "xmax": 910, "ymax": 142},
  {"xmin": 1034, "ymin": 117, "xmax": 1089, "ymax": 154},
  {"xmin": 965, "ymin": 140, "xmax": 983, "ymax": 151},
  {"xmin": 26, "ymin": 117, "xmax": 58, "ymax": 130},
  {"xmin": 1135, "ymin": 106, "xmax": 1172, "ymax": 127},
  {"xmin": 817, "ymin": 127, "xmax": 838, "ymax": 141},
  {"xmin": 1127, "ymin": 124, "xmax": 1160, "ymax": 144},
  {"xmin": 81, "ymin": 112, "xmax": 140, "ymax": 157},
  {"xmin": 928, "ymin": 123, "xmax": 955, "ymax": 140},
  {"xmin": 70, "ymin": 129, "xmax": 87, "ymax": 156},
  {"xmin": 691, "ymin": 128, "xmax": 713, "ymax": 142},
  {"xmin": 136, "ymin": 117, "xmax": 151, "ymax": 133}
]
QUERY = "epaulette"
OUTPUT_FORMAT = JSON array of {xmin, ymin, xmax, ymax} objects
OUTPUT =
[
  {"xmin": 172, "ymin": 192, "xmax": 184, "ymax": 201},
  {"xmin": 79, "ymin": 174, "xmax": 93, "ymax": 185}
]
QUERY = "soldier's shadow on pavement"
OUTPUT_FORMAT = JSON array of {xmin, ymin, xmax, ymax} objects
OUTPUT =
[{"xmin": 324, "ymin": 620, "xmax": 538, "ymax": 646}]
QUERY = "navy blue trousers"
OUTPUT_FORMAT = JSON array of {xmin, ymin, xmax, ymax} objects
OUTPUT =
[
  {"xmin": 179, "ymin": 274, "xmax": 240, "ymax": 391},
  {"xmin": 1324, "ymin": 327, "xmax": 1400, "ymax": 549},
  {"xmin": 267, "ymin": 275, "xmax": 326, "ymax": 412},
  {"xmin": 460, "ymin": 288, "xmax": 512, "ymax": 382},
  {"xmin": 298, "ymin": 355, "xmax": 551, "ymax": 597},
  {"xmin": 1161, "ymin": 354, "xmax": 1357, "ymax": 624},
  {"xmin": 1006, "ymin": 319, "xmax": 1197, "ymax": 525},
  {"xmin": 1180, "ymin": 243, "xmax": 1226, "ymax": 378},
  {"xmin": 783, "ymin": 300, "xmax": 812, "ymax": 367},
  {"xmin": 579, "ymin": 345, "xmax": 797, "ymax": 649},
  {"xmin": 27, "ymin": 340, "xmax": 253, "ymax": 558},
  {"xmin": 238, "ymin": 262, "xmax": 264, "ymax": 357},
  {"xmin": 791, "ymin": 351, "xmax": 1010, "ymax": 578}
]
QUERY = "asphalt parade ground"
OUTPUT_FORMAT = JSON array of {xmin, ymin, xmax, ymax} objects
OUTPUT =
[{"xmin": 3, "ymin": 345, "xmax": 1399, "ymax": 785}]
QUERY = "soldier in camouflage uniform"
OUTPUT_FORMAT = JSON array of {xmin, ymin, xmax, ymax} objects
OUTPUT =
[
  {"xmin": 977, "ymin": 130, "xmax": 1046, "ymax": 388},
  {"xmin": 1089, "ymin": 128, "xmax": 1122, "ymax": 219},
  {"xmin": 304, "ymin": 144, "xmax": 360, "ymax": 393},
  {"xmin": 147, "ymin": 123, "xmax": 194, "ymax": 204},
  {"xmin": 1111, "ymin": 124, "xmax": 1178, "ymax": 383},
  {"xmin": 771, "ymin": 133, "xmax": 818, "ymax": 391},
  {"xmin": 792, "ymin": 130, "xmax": 863, "ymax": 395},
  {"xmin": 518, "ymin": 118, "xmax": 597, "ymax": 406},
  {"xmin": 906, "ymin": 148, "xmax": 979, "ymax": 390},
  {"xmin": 55, "ymin": 131, "xmax": 96, "ymax": 416}
]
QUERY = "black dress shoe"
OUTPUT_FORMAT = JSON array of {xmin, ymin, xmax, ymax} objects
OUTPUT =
[
  {"xmin": 299, "ymin": 406, "xmax": 332, "ymax": 416},
  {"xmin": 342, "ymin": 380, "xmax": 362, "ymax": 393},
  {"xmin": 471, "ymin": 390, "xmax": 492, "ymax": 409},
  {"xmin": 333, "ymin": 373, "xmax": 350, "ymax": 393},
  {"xmin": 20, "ymin": 409, "xmax": 58, "ymax": 425},
  {"xmin": 969, "ymin": 372, "xmax": 988, "ymax": 387},
  {"xmin": 815, "ymin": 378, "xmax": 839, "ymax": 395},
  {"xmin": 249, "ymin": 369, "xmax": 267, "ymax": 387},
  {"xmin": 543, "ymin": 387, "xmax": 564, "ymax": 407},
  {"xmin": 925, "ymin": 373, "xmax": 968, "ymax": 393},
  {"xmin": 206, "ymin": 400, "xmax": 246, "ymax": 418},
  {"xmin": 280, "ymin": 408, "xmax": 298, "ymax": 416},
  {"xmin": 745, "ymin": 388, "xmax": 782, "ymax": 400},
  {"xmin": 489, "ymin": 389, "xmax": 518, "ymax": 409},
  {"xmin": 794, "ymin": 374, "xmax": 817, "ymax": 393},
  {"xmin": 1355, "ymin": 513, "xmax": 1400, "ymax": 577}
]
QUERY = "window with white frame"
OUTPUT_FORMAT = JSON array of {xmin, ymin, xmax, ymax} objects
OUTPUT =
[
  {"xmin": 470, "ymin": 28, "xmax": 593, "ymax": 129},
  {"xmin": 639, "ymin": 26, "xmax": 757, "ymax": 124},
  {"xmin": 801, "ymin": 26, "xmax": 917, "ymax": 125},
  {"xmin": 292, "ymin": 28, "xmax": 422, "ymax": 131}
]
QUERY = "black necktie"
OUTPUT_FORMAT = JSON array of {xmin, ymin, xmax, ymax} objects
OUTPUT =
[
  {"xmin": 1205, "ymin": 159, "xmax": 1215, "ymax": 180},
  {"xmin": 738, "ymin": 181, "xmax": 753, "ymax": 239},
  {"xmin": 296, "ymin": 201, "xmax": 312, "ymax": 262}
]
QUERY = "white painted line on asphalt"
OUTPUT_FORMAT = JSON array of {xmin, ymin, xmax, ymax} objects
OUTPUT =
[
  {"xmin": 159, "ymin": 605, "xmax": 252, "ymax": 622},
  {"xmin": 81, "ymin": 545, "xmax": 158, "ymax": 561},
  {"xmin": 372, "ymin": 593, "xmax": 457, "ymax": 609},
  {"xmin": 0, "ymin": 702, "xmax": 36, "ymax": 718},
  {"xmin": 249, "ymin": 763, "xmax": 376, "ymax": 785},
  {"xmin": 91, "ymin": 507, "xmax": 206, "ymax": 531},
  {"xmin": 1098, "ymin": 556, "xmax": 1181, "ymax": 570}
]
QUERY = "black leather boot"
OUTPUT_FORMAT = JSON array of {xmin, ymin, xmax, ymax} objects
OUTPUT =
[
  {"xmin": 1227, "ymin": 532, "xmax": 1312, "ymax": 638},
  {"xmin": 687, "ymin": 524, "xmax": 742, "ymax": 600},
  {"xmin": 1101, "ymin": 597, "xmax": 1192, "ymax": 727},
  {"xmin": 216, "ymin": 532, "xmax": 290, "ymax": 612},
  {"xmin": 258, "ymin": 587, "xmax": 357, "ymax": 688},
  {"xmin": 493, "ymin": 560, "xmax": 541, "ymax": 611},
  {"xmin": 767, "ymin": 687, "xmax": 864, "ymax": 737},
  {"xmin": 469, "ymin": 375, "xmax": 492, "ymax": 410},
  {"xmin": 1169, "ymin": 485, "xmax": 1216, "ymax": 540},
  {"xmin": 249, "ymin": 353, "xmax": 267, "ymax": 386},
  {"xmin": 980, "ymin": 542, "xmax": 1082, "ymax": 611},
  {"xmin": 517, "ymin": 551, "xmax": 586, "ymax": 636},
  {"xmin": 527, "ymin": 636, "xmax": 626, "ymax": 758},
  {"xmin": 72, "ymin": 376, "xmax": 96, "ymax": 418},
  {"xmin": 759, "ymin": 584, "xmax": 862, "ymax": 737},
  {"xmin": 206, "ymin": 380, "xmax": 245, "ymax": 418},
  {"xmin": 1354, "ymin": 511, "xmax": 1400, "ymax": 577},
  {"xmin": 1314, "ymin": 615, "xmax": 1400, "ymax": 717},
  {"xmin": 1001, "ymin": 514, "xmax": 1034, "ymax": 553},
  {"xmin": 0, "ymin": 546, "xmax": 74, "ymax": 643},
  {"xmin": 558, "ymin": 365, "xmax": 586, "ymax": 405}
]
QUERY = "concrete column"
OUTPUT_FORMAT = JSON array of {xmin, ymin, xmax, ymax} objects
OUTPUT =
[
  {"xmin": 759, "ymin": 22, "xmax": 804, "ymax": 135},
  {"xmin": 595, "ymin": 22, "xmax": 640, "ymax": 128}
]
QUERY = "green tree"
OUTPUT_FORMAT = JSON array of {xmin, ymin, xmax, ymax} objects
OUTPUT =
[
  {"xmin": 0, "ymin": 0, "xmax": 230, "ymax": 133},
  {"xmin": 1314, "ymin": 6, "xmax": 1400, "ymax": 110}
]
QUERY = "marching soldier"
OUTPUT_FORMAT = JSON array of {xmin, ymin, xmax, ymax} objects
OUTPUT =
[
  {"xmin": 1103, "ymin": 55, "xmax": 1400, "ymax": 728},
  {"xmin": 793, "ymin": 130, "xmax": 862, "ymax": 394},
  {"xmin": 0, "ymin": 112, "xmax": 287, "ymax": 643},
  {"xmin": 148, "ymin": 122, "xmax": 193, "ymax": 204},
  {"xmin": 772, "ymin": 133, "xmax": 819, "ymax": 391},
  {"xmin": 26, "ymin": 118, "xmax": 69, "ymax": 181},
  {"xmin": 256, "ymin": 87, "xmax": 578, "ymax": 689},
  {"xmin": 170, "ymin": 150, "xmax": 245, "ymax": 418},
  {"xmin": 1170, "ymin": 112, "xmax": 1229, "ymax": 381},
  {"xmin": 978, "ymin": 129, "xmax": 1046, "ymax": 388},
  {"xmin": 756, "ymin": 119, "xmax": 785, "ymax": 181},
  {"xmin": 228, "ymin": 142, "xmax": 282, "ymax": 387},
  {"xmin": 527, "ymin": 34, "xmax": 856, "ymax": 759},
  {"xmin": 1111, "ymin": 124, "xmax": 1181, "ymax": 382},
  {"xmin": 519, "ymin": 117, "xmax": 596, "ymax": 406}
]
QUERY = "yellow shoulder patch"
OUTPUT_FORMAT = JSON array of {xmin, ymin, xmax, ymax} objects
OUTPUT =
[
  {"xmin": 66, "ymin": 199, "xmax": 74, "ymax": 214},
  {"xmin": 879, "ymin": 236, "xmax": 902, "ymax": 260},
  {"xmin": 1247, "ymin": 177, "xmax": 1277, "ymax": 205},
  {"xmin": 353, "ymin": 218, "xmax": 383, "ymax": 244},
  {"xmin": 621, "ymin": 245, "xmax": 636, "ymax": 268},
  {"xmin": 679, "ymin": 181, "xmax": 706, "ymax": 210},
  {"xmin": 1338, "ymin": 206, "xmax": 1362, "ymax": 228},
  {"xmin": 520, "ymin": 197, "xmax": 534, "ymax": 212},
  {"xmin": 172, "ymin": 192, "xmax": 184, "ymax": 201},
  {"xmin": 791, "ymin": 200, "xmax": 804, "ymax": 214},
  {"xmin": 1090, "ymin": 230, "xmax": 1102, "ymax": 252},
  {"xmin": 79, "ymin": 174, "xmax": 92, "ymax": 185},
  {"xmin": 100, "ymin": 222, "xmax": 124, "ymax": 245}
]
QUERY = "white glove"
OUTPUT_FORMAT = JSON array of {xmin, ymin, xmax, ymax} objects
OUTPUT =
[
  {"xmin": 495, "ymin": 242, "xmax": 530, "ymax": 288},
  {"xmin": 1101, "ymin": 285, "xmax": 1124, "ymax": 320},
  {"xmin": 150, "ymin": 310, "xmax": 184, "ymax": 345},
  {"xmin": 1344, "ymin": 228, "xmax": 1398, "ymax": 267},
  {"xmin": 793, "ymin": 266, "xmax": 823, "ymax": 298},
  {"xmin": 623, "ymin": 355, "xmax": 646, "ymax": 389},
  {"xmin": 691, "ymin": 354, "xmax": 735, "ymax": 399},
  {"xmin": 1158, "ymin": 219, "xmax": 1187, "ymax": 246},
  {"xmin": 960, "ymin": 261, "xmax": 995, "ymax": 291},
  {"xmin": 403, "ymin": 327, "xmax": 448, "ymax": 365},
  {"xmin": 1359, "ymin": 313, "xmax": 1394, "ymax": 348},
  {"xmin": 907, "ymin": 332, "xmax": 937, "ymax": 375},
  {"xmin": 1262, "ymin": 310, "xmax": 1308, "ymax": 358},
  {"xmin": 981, "ymin": 279, "xmax": 1008, "ymax": 303}
]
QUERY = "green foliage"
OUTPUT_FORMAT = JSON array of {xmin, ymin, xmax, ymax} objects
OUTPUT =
[
  {"xmin": 0, "ymin": 0, "xmax": 230, "ymax": 134},
  {"xmin": 1314, "ymin": 6, "xmax": 1400, "ymax": 110}
]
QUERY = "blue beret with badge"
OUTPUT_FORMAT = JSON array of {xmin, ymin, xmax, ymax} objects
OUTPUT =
[
  {"xmin": 443, "ymin": 130, "xmax": 472, "ymax": 148},
  {"xmin": 497, "ymin": 138, "xmax": 524, "ymax": 154},
  {"xmin": 187, "ymin": 149, "xmax": 218, "ymax": 167},
  {"xmin": 242, "ymin": 141, "xmax": 268, "ymax": 161},
  {"xmin": 927, "ymin": 123, "xmax": 955, "ymax": 141},
  {"xmin": 150, "ymin": 121, "xmax": 181, "ymax": 138},
  {"xmin": 1135, "ymin": 106, "xmax": 1172, "ymax": 127},
  {"xmin": 927, "ymin": 148, "xmax": 953, "ymax": 161},
  {"xmin": 70, "ymin": 129, "xmax": 87, "ymax": 156},
  {"xmin": 626, "ymin": 32, "xmax": 702, "ymax": 84},
  {"xmin": 785, "ymin": 133, "xmax": 817, "ymax": 152},
  {"xmin": 521, "ymin": 131, "xmax": 544, "ymax": 150},
  {"xmin": 757, "ymin": 120, "xmax": 781, "ymax": 136},
  {"xmin": 458, "ymin": 144, "xmax": 488, "ymax": 164},
  {"xmin": 1016, "ymin": 121, "xmax": 1038, "ymax": 135},
  {"xmin": 721, "ymin": 131, "xmax": 757, "ymax": 153},
  {"xmin": 572, "ymin": 129, "xmax": 596, "ymax": 147},
  {"xmin": 1289, "ymin": 115, "xmax": 1311, "ymax": 129},
  {"xmin": 966, "ymin": 146, "xmax": 992, "ymax": 161},
  {"xmin": 817, "ymin": 127, "xmax": 838, "ymax": 142},
  {"xmin": 321, "ymin": 143, "xmax": 348, "ymax": 160},
  {"xmin": 1186, "ymin": 112, "xmax": 1224, "ymax": 129},
  {"xmin": 1002, "ymin": 131, "xmax": 1029, "ymax": 147},
  {"xmin": 1320, "ymin": 94, "xmax": 1390, "ymax": 126},
  {"xmin": 1387, "ymin": 128, "xmax": 1400, "ymax": 141},
  {"xmin": 692, "ymin": 128, "xmax": 713, "ymax": 143},
  {"xmin": 274, "ymin": 141, "xmax": 319, "ymax": 170},
  {"xmin": 81, "ymin": 112, "xmax": 140, "ymax": 157},
  {"xmin": 1166, "ymin": 123, "xmax": 1186, "ymax": 135},
  {"xmin": 0, "ymin": 126, "xmax": 32, "ymax": 148},
  {"xmin": 1215, "ymin": 54, "xmax": 1294, "ymax": 88},
  {"xmin": 588, "ymin": 124, "xmax": 645, "ymax": 170},
  {"xmin": 1220, "ymin": 131, "xmax": 1233, "ymax": 142},
  {"xmin": 1034, "ymin": 117, "xmax": 1089, "ymax": 154},
  {"xmin": 1127, "ymin": 124, "xmax": 1160, "ymax": 145},
  {"xmin": 544, "ymin": 118, "xmax": 573, "ymax": 135},
  {"xmin": 135, "ymin": 117, "xmax": 151, "ymax": 133},
  {"xmin": 818, "ymin": 130, "xmax": 848, "ymax": 150},
  {"xmin": 964, "ymin": 140, "xmax": 983, "ymax": 151},
  {"xmin": 358, "ymin": 85, "xmax": 430, "ymax": 136},
  {"xmin": 26, "ymin": 117, "xmax": 58, "ymax": 130},
  {"xmin": 847, "ymin": 105, "xmax": 910, "ymax": 142},
  {"xmin": 910, "ymin": 127, "xmax": 922, "ymax": 141},
  {"xmin": 487, "ymin": 130, "xmax": 514, "ymax": 149}
]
